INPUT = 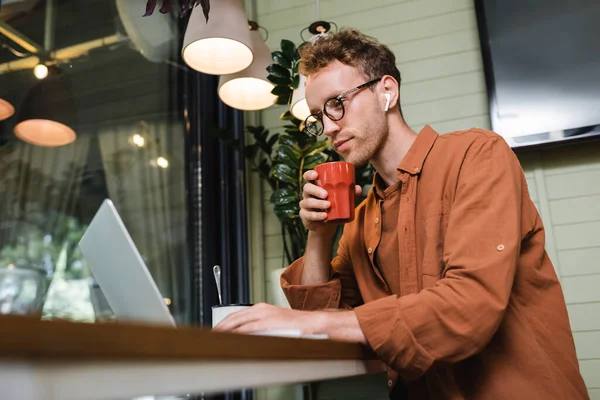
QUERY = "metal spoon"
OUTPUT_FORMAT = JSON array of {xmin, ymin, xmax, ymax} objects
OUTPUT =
[{"xmin": 213, "ymin": 265, "xmax": 222, "ymax": 306}]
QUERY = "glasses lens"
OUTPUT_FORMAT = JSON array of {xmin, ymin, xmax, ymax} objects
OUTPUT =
[
  {"xmin": 324, "ymin": 98, "xmax": 344, "ymax": 121},
  {"xmin": 305, "ymin": 114, "xmax": 323, "ymax": 136}
]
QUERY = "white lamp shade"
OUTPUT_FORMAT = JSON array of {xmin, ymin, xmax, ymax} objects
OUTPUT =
[
  {"xmin": 218, "ymin": 30, "xmax": 276, "ymax": 111},
  {"xmin": 290, "ymin": 74, "xmax": 310, "ymax": 120},
  {"xmin": 13, "ymin": 73, "xmax": 77, "ymax": 147},
  {"xmin": 182, "ymin": 0, "xmax": 254, "ymax": 75},
  {"xmin": 14, "ymin": 119, "xmax": 76, "ymax": 147},
  {"xmin": 0, "ymin": 98, "xmax": 15, "ymax": 121}
]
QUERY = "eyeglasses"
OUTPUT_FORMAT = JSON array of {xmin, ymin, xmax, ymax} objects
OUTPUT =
[{"xmin": 304, "ymin": 78, "xmax": 382, "ymax": 136}]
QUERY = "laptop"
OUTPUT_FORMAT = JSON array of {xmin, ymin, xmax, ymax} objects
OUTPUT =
[{"xmin": 78, "ymin": 199, "xmax": 176, "ymax": 327}]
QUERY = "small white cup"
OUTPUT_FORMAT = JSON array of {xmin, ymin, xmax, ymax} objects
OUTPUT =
[{"xmin": 212, "ymin": 304, "xmax": 253, "ymax": 327}]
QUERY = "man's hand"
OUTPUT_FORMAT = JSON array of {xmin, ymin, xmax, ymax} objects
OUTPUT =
[
  {"xmin": 212, "ymin": 303, "xmax": 317, "ymax": 335},
  {"xmin": 212, "ymin": 302, "xmax": 367, "ymax": 344},
  {"xmin": 300, "ymin": 170, "xmax": 362, "ymax": 233}
]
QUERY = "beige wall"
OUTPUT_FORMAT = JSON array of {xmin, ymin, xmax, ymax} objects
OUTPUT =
[
  {"xmin": 248, "ymin": 0, "xmax": 600, "ymax": 397},
  {"xmin": 518, "ymin": 146, "xmax": 600, "ymax": 398}
]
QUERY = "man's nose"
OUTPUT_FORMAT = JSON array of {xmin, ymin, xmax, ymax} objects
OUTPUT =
[{"xmin": 322, "ymin": 115, "xmax": 340, "ymax": 138}]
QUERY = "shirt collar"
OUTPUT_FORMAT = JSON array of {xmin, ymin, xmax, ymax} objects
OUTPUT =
[
  {"xmin": 371, "ymin": 125, "xmax": 439, "ymax": 198},
  {"xmin": 397, "ymin": 124, "xmax": 439, "ymax": 176}
]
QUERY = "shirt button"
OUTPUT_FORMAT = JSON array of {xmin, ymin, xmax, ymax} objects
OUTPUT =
[
  {"xmin": 388, "ymin": 380, "xmax": 393, "ymax": 387},
  {"xmin": 368, "ymin": 247, "xmax": 373, "ymax": 254},
  {"xmin": 497, "ymin": 244, "xmax": 505, "ymax": 251},
  {"xmin": 375, "ymin": 217, "xmax": 379, "ymax": 224},
  {"xmin": 413, "ymin": 167, "xmax": 420, "ymax": 173}
]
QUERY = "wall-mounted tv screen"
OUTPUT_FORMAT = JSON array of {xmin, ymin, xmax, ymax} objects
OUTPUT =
[{"xmin": 474, "ymin": 0, "xmax": 600, "ymax": 149}]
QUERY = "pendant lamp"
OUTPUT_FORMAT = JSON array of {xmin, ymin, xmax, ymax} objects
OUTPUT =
[
  {"xmin": 290, "ymin": 73, "xmax": 310, "ymax": 120},
  {"xmin": 182, "ymin": 0, "xmax": 254, "ymax": 75},
  {"xmin": 290, "ymin": 20, "xmax": 337, "ymax": 121},
  {"xmin": 0, "ymin": 99, "xmax": 15, "ymax": 121},
  {"xmin": 218, "ymin": 22, "xmax": 276, "ymax": 111},
  {"xmin": 13, "ymin": 71, "xmax": 77, "ymax": 147}
]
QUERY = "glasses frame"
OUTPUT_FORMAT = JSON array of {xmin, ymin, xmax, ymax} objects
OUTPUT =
[{"xmin": 304, "ymin": 77, "xmax": 382, "ymax": 136}]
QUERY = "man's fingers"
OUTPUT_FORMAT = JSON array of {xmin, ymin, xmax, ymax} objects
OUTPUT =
[
  {"xmin": 299, "ymin": 209, "xmax": 328, "ymax": 222},
  {"xmin": 213, "ymin": 309, "xmax": 259, "ymax": 332},
  {"xmin": 231, "ymin": 321, "xmax": 265, "ymax": 334},
  {"xmin": 303, "ymin": 182, "xmax": 328, "ymax": 200},
  {"xmin": 300, "ymin": 198, "xmax": 330, "ymax": 211},
  {"xmin": 303, "ymin": 170, "xmax": 318, "ymax": 181}
]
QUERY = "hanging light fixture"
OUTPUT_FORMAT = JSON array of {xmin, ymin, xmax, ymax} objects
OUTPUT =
[
  {"xmin": 182, "ymin": 0, "xmax": 254, "ymax": 75},
  {"xmin": 290, "ymin": 73, "xmax": 310, "ymax": 121},
  {"xmin": 289, "ymin": 4, "xmax": 337, "ymax": 120},
  {"xmin": 0, "ymin": 99, "xmax": 15, "ymax": 121},
  {"xmin": 13, "ymin": 70, "xmax": 77, "ymax": 147},
  {"xmin": 218, "ymin": 21, "xmax": 276, "ymax": 111}
]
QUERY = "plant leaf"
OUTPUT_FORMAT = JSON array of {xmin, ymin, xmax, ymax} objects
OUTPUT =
[
  {"xmin": 280, "ymin": 111, "xmax": 295, "ymax": 121},
  {"xmin": 199, "ymin": 0, "xmax": 210, "ymax": 21},
  {"xmin": 257, "ymin": 140, "xmax": 272, "ymax": 156},
  {"xmin": 270, "ymin": 188, "xmax": 299, "ymax": 206},
  {"xmin": 291, "ymin": 74, "xmax": 300, "ymax": 90},
  {"xmin": 143, "ymin": 0, "xmax": 158, "ymax": 16},
  {"xmin": 246, "ymin": 125, "xmax": 265, "ymax": 136},
  {"xmin": 267, "ymin": 74, "xmax": 291, "ymax": 86},
  {"xmin": 271, "ymin": 85, "xmax": 292, "ymax": 97},
  {"xmin": 272, "ymin": 84, "xmax": 292, "ymax": 105},
  {"xmin": 275, "ymin": 139, "xmax": 302, "ymax": 159},
  {"xmin": 275, "ymin": 93, "xmax": 291, "ymax": 105},
  {"xmin": 258, "ymin": 159, "xmax": 271, "ymax": 178},
  {"xmin": 303, "ymin": 152, "xmax": 328, "ymax": 170},
  {"xmin": 281, "ymin": 40, "xmax": 298, "ymax": 63},
  {"xmin": 159, "ymin": 0, "xmax": 175, "ymax": 14},
  {"xmin": 243, "ymin": 144, "xmax": 257, "ymax": 159},
  {"xmin": 267, "ymin": 134, "xmax": 279, "ymax": 151},
  {"xmin": 279, "ymin": 136, "xmax": 303, "ymax": 153},
  {"xmin": 272, "ymin": 51, "xmax": 292, "ymax": 69},
  {"xmin": 274, "ymin": 202, "xmax": 301, "ymax": 220},
  {"xmin": 267, "ymin": 64, "xmax": 291, "ymax": 79},
  {"xmin": 274, "ymin": 146, "xmax": 301, "ymax": 169},
  {"xmin": 145, "ymin": 0, "xmax": 208, "ymax": 18},
  {"xmin": 284, "ymin": 126, "xmax": 302, "ymax": 136},
  {"xmin": 304, "ymin": 139, "xmax": 329, "ymax": 157},
  {"xmin": 270, "ymin": 163, "xmax": 298, "ymax": 186}
]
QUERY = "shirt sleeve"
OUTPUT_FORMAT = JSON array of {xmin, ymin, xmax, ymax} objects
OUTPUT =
[
  {"xmin": 354, "ymin": 135, "xmax": 526, "ymax": 380},
  {"xmin": 281, "ymin": 231, "xmax": 362, "ymax": 310}
]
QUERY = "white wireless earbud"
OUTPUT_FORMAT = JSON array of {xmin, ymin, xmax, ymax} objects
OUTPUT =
[{"xmin": 384, "ymin": 93, "xmax": 391, "ymax": 111}]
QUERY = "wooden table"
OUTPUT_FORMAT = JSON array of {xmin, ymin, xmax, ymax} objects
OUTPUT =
[{"xmin": 0, "ymin": 315, "xmax": 382, "ymax": 400}]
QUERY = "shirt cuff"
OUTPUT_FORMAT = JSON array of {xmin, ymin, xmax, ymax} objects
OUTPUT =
[
  {"xmin": 354, "ymin": 295, "xmax": 434, "ymax": 380},
  {"xmin": 280, "ymin": 257, "xmax": 342, "ymax": 311}
]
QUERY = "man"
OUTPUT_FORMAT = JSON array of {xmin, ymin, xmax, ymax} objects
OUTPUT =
[{"xmin": 214, "ymin": 28, "xmax": 589, "ymax": 399}]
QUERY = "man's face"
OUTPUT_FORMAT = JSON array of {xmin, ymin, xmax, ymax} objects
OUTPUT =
[{"xmin": 305, "ymin": 60, "xmax": 388, "ymax": 167}]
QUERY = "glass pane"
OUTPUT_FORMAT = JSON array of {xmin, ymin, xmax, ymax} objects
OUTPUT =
[{"xmin": 0, "ymin": 1, "xmax": 190, "ymax": 324}]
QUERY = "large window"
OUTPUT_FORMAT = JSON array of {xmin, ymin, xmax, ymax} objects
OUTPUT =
[{"xmin": 0, "ymin": 0, "xmax": 191, "ymax": 324}]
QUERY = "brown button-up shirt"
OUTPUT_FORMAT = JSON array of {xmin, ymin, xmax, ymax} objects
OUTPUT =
[{"xmin": 281, "ymin": 126, "xmax": 589, "ymax": 399}]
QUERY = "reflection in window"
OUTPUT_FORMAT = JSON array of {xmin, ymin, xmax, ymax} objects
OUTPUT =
[{"xmin": 0, "ymin": 1, "xmax": 190, "ymax": 324}]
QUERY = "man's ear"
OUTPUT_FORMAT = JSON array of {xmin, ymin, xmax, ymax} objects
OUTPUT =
[{"xmin": 380, "ymin": 75, "xmax": 399, "ymax": 111}]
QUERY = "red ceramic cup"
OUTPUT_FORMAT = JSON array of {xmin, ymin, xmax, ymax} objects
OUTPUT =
[{"xmin": 314, "ymin": 161, "xmax": 356, "ymax": 224}]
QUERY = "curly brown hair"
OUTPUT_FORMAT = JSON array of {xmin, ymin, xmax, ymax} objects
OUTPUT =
[{"xmin": 298, "ymin": 28, "xmax": 402, "ymax": 93}]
